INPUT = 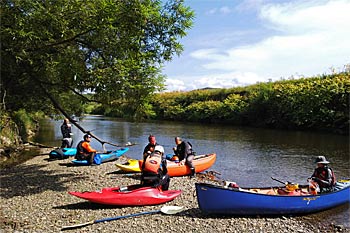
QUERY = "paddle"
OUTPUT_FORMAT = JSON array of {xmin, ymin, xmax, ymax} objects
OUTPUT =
[
  {"xmin": 61, "ymin": 206, "xmax": 183, "ymax": 231},
  {"xmin": 271, "ymin": 177, "xmax": 288, "ymax": 185}
]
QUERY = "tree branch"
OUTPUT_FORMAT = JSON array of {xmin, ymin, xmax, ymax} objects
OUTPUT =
[
  {"xmin": 30, "ymin": 28, "xmax": 96, "ymax": 52},
  {"xmin": 27, "ymin": 67, "xmax": 129, "ymax": 150}
]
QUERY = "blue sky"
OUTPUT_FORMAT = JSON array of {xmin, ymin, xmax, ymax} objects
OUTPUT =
[{"xmin": 163, "ymin": 0, "xmax": 350, "ymax": 91}]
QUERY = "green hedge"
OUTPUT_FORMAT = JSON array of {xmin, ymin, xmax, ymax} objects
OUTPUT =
[{"xmin": 151, "ymin": 72, "xmax": 349, "ymax": 134}]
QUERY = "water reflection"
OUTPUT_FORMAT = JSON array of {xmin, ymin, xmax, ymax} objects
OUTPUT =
[{"xmin": 35, "ymin": 116, "xmax": 349, "ymax": 186}]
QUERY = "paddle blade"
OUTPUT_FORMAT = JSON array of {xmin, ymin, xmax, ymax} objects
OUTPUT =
[
  {"xmin": 160, "ymin": 206, "xmax": 184, "ymax": 215},
  {"xmin": 61, "ymin": 221, "xmax": 94, "ymax": 231}
]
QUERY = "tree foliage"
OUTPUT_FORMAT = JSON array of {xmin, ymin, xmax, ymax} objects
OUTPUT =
[{"xmin": 1, "ymin": 0, "xmax": 194, "ymax": 118}]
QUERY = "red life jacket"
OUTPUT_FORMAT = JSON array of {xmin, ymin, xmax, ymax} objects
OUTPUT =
[
  {"xmin": 314, "ymin": 167, "xmax": 336, "ymax": 187},
  {"xmin": 143, "ymin": 153, "xmax": 162, "ymax": 174}
]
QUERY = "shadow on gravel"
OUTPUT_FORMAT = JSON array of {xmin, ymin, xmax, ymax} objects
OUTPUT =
[
  {"xmin": 106, "ymin": 170, "xmax": 141, "ymax": 180},
  {"xmin": 58, "ymin": 162, "xmax": 79, "ymax": 167},
  {"xmin": 182, "ymin": 207, "xmax": 295, "ymax": 219},
  {"xmin": 0, "ymin": 163, "xmax": 87, "ymax": 198},
  {"xmin": 53, "ymin": 202, "xmax": 146, "ymax": 210},
  {"xmin": 53, "ymin": 202, "xmax": 120, "ymax": 210}
]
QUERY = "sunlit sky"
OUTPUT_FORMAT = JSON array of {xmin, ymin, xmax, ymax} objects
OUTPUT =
[{"xmin": 163, "ymin": 0, "xmax": 350, "ymax": 92}]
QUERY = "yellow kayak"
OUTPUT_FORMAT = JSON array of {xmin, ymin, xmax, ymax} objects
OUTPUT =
[{"xmin": 116, "ymin": 159, "xmax": 141, "ymax": 172}]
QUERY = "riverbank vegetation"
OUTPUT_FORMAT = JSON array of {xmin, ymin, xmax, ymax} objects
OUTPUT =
[
  {"xmin": 151, "ymin": 72, "xmax": 349, "ymax": 134},
  {"xmin": 0, "ymin": 109, "xmax": 44, "ymax": 166},
  {"xmin": 0, "ymin": 110, "xmax": 43, "ymax": 148},
  {"xmin": 95, "ymin": 71, "xmax": 349, "ymax": 135}
]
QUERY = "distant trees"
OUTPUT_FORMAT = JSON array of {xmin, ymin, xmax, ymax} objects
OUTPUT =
[
  {"xmin": 1, "ymin": 0, "xmax": 194, "ymax": 118},
  {"xmin": 150, "ymin": 73, "xmax": 350, "ymax": 134}
]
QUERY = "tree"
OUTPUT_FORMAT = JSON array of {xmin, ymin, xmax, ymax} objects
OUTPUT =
[{"xmin": 1, "ymin": 0, "xmax": 194, "ymax": 119}]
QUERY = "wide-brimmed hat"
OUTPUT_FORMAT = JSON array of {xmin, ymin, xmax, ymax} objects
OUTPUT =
[{"xmin": 314, "ymin": 156, "xmax": 330, "ymax": 164}]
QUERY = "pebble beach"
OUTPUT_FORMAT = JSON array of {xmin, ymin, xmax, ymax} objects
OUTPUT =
[{"xmin": 0, "ymin": 148, "xmax": 349, "ymax": 233}]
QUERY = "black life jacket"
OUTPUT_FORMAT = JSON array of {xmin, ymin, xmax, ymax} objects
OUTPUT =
[{"xmin": 76, "ymin": 140, "xmax": 87, "ymax": 154}]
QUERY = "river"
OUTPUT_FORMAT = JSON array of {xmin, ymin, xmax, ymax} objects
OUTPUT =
[{"xmin": 33, "ymin": 115, "xmax": 350, "ymax": 227}]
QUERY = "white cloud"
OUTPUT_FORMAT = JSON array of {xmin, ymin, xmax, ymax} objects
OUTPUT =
[
  {"xmin": 164, "ymin": 0, "xmax": 350, "ymax": 92},
  {"xmin": 190, "ymin": 0, "xmax": 350, "ymax": 82},
  {"xmin": 207, "ymin": 6, "xmax": 233, "ymax": 15},
  {"xmin": 219, "ymin": 6, "xmax": 232, "ymax": 14},
  {"xmin": 165, "ymin": 78, "xmax": 187, "ymax": 92},
  {"xmin": 166, "ymin": 72, "xmax": 266, "ymax": 92}
]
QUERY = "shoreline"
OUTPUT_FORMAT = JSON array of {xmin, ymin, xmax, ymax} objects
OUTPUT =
[{"xmin": 0, "ymin": 148, "xmax": 348, "ymax": 232}]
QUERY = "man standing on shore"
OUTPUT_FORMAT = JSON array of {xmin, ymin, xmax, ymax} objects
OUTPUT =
[{"xmin": 60, "ymin": 118, "xmax": 73, "ymax": 148}]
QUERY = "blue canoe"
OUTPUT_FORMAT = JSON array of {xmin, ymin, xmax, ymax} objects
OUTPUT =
[
  {"xmin": 71, "ymin": 147, "xmax": 129, "ymax": 166},
  {"xmin": 49, "ymin": 148, "xmax": 77, "ymax": 159},
  {"xmin": 195, "ymin": 180, "xmax": 350, "ymax": 216}
]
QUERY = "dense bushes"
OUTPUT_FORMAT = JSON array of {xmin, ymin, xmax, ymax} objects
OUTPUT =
[{"xmin": 150, "ymin": 72, "xmax": 349, "ymax": 134}]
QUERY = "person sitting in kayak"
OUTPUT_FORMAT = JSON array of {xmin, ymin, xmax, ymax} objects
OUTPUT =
[
  {"xmin": 61, "ymin": 118, "xmax": 73, "ymax": 148},
  {"xmin": 75, "ymin": 134, "xmax": 97, "ymax": 165},
  {"xmin": 143, "ymin": 135, "xmax": 158, "ymax": 160},
  {"xmin": 141, "ymin": 145, "xmax": 170, "ymax": 191},
  {"xmin": 308, "ymin": 156, "xmax": 336, "ymax": 193},
  {"xmin": 173, "ymin": 136, "xmax": 196, "ymax": 178}
]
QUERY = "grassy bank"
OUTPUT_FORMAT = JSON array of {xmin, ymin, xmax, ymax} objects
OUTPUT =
[
  {"xmin": 0, "ymin": 109, "xmax": 44, "ymax": 167},
  {"xmin": 150, "ymin": 72, "xmax": 349, "ymax": 134}
]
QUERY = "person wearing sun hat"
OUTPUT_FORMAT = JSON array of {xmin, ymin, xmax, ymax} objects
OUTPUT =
[{"xmin": 308, "ymin": 156, "xmax": 336, "ymax": 193}]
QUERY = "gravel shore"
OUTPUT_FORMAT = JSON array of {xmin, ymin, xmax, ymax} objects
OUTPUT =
[{"xmin": 1, "ymin": 148, "xmax": 349, "ymax": 233}]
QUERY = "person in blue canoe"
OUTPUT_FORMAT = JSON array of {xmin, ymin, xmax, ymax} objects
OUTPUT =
[
  {"xmin": 173, "ymin": 136, "xmax": 196, "ymax": 178},
  {"xmin": 308, "ymin": 156, "xmax": 336, "ymax": 193}
]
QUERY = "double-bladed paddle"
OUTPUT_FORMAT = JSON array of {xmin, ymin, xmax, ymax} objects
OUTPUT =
[{"xmin": 61, "ymin": 206, "xmax": 184, "ymax": 231}]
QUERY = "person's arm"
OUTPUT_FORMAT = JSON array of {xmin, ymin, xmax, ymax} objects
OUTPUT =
[
  {"xmin": 82, "ymin": 142, "xmax": 97, "ymax": 153},
  {"xmin": 184, "ymin": 142, "xmax": 192, "ymax": 158},
  {"xmin": 310, "ymin": 169, "xmax": 332, "ymax": 187},
  {"xmin": 161, "ymin": 158, "xmax": 168, "ymax": 174}
]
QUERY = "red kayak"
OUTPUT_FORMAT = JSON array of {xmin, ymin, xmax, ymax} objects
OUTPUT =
[
  {"xmin": 139, "ymin": 153, "xmax": 216, "ymax": 177},
  {"xmin": 68, "ymin": 185, "xmax": 182, "ymax": 206}
]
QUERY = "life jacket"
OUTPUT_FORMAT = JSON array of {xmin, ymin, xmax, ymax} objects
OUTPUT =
[
  {"xmin": 143, "ymin": 153, "xmax": 162, "ymax": 174},
  {"xmin": 77, "ymin": 140, "xmax": 88, "ymax": 154},
  {"xmin": 314, "ymin": 166, "xmax": 336, "ymax": 187}
]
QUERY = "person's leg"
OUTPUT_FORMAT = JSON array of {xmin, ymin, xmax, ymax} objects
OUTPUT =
[
  {"xmin": 89, "ymin": 152, "xmax": 96, "ymax": 165},
  {"xmin": 160, "ymin": 174, "xmax": 170, "ymax": 191},
  {"xmin": 68, "ymin": 138, "xmax": 73, "ymax": 148},
  {"xmin": 61, "ymin": 139, "xmax": 68, "ymax": 148},
  {"xmin": 186, "ymin": 154, "xmax": 195, "ymax": 178}
]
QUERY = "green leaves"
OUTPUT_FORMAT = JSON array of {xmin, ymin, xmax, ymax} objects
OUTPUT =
[
  {"xmin": 1, "ymin": 0, "xmax": 193, "ymax": 118},
  {"xmin": 149, "ymin": 72, "xmax": 349, "ymax": 133}
]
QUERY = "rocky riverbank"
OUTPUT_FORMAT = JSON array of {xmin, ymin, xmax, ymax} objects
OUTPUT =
[{"xmin": 0, "ymin": 149, "xmax": 348, "ymax": 232}]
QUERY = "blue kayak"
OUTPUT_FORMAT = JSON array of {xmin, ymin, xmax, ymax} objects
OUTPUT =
[
  {"xmin": 195, "ymin": 180, "xmax": 350, "ymax": 215},
  {"xmin": 49, "ymin": 148, "xmax": 77, "ymax": 159},
  {"xmin": 71, "ymin": 147, "xmax": 129, "ymax": 165}
]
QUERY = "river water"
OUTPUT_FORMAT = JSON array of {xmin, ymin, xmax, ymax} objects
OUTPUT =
[{"xmin": 33, "ymin": 115, "xmax": 349, "ymax": 227}]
